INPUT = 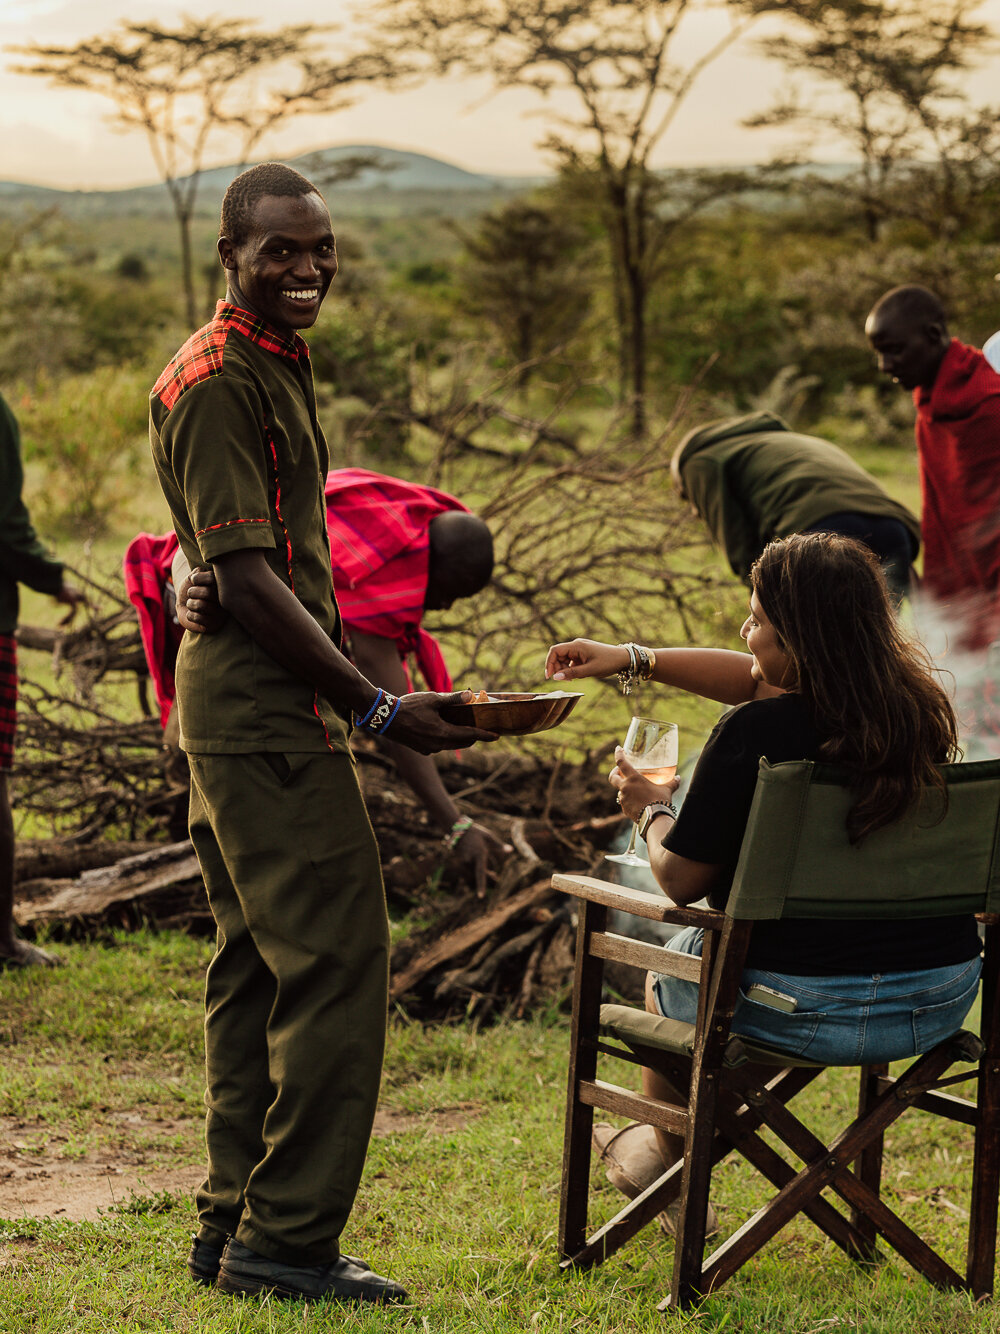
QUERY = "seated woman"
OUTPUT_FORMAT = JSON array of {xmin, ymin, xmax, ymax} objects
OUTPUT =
[{"xmin": 544, "ymin": 533, "xmax": 982, "ymax": 1222}]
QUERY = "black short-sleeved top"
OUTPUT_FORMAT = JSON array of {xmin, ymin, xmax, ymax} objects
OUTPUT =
[
  {"xmin": 149, "ymin": 302, "xmax": 350, "ymax": 756},
  {"xmin": 664, "ymin": 693, "xmax": 981, "ymax": 974}
]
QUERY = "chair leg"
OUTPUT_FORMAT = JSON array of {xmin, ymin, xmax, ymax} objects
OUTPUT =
[
  {"xmin": 558, "ymin": 899, "xmax": 607, "ymax": 1261},
  {"xmin": 665, "ymin": 1067, "xmax": 721, "ymax": 1312},
  {"xmin": 968, "ymin": 938, "xmax": 1000, "ymax": 1298},
  {"xmin": 715, "ymin": 1079, "xmax": 879, "ymax": 1265},
  {"xmin": 851, "ymin": 1062, "xmax": 887, "ymax": 1253},
  {"xmin": 698, "ymin": 1039, "xmax": 970, "ymax": 1296}
]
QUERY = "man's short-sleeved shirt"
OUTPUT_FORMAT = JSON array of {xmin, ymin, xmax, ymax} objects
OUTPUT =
[{"xmin": 149, "ymin": 301, "xmax": 350, "ymax": 755}]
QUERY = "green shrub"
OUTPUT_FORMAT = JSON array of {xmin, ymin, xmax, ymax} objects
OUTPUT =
[{"xmin": 14, "ymin": 365, "xmax": 152, "ymax": 538}]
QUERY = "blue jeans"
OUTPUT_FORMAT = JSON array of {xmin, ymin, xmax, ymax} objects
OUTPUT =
[{"xmin": 651, "ymin": 927, "xmax": 982, "ymax": 1065}]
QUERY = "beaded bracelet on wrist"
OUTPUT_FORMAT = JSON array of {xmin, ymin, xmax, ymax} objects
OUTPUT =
[
  {"xmin": 353, "ymin": 688, "xmax": 401, "ymax": 736},
  {"xmin": 444, "ymin": 815, "xmax": 474, "ymax": 850}
]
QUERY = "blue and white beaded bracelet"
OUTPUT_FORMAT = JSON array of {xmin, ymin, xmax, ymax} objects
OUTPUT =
[{"xmin": 354, "ymin": 688, "xmax": 401, "ymax": 736}]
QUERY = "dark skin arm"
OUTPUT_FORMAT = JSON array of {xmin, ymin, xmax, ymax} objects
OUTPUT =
[
  {"xmin": 350, "ymin": 629, "xmax": 509, "ymax": 895},
  {"xmin": 212, "ymin": 549, "xmax": 494, "ymax": 755},
  {"xmin": 54, "ymin": 580, "xmax": 86, "ymax": 625}
]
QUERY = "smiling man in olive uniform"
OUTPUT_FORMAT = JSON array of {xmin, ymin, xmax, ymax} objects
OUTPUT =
[{"xmin": 149, "ymin": 162, "xmax": 491, "ymax": 1305}]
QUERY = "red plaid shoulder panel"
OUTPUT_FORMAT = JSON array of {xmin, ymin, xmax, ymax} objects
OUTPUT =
[
  {"xmin": 152, "ymin": 320, "xmax": 229, "ymax": 412},
  {"xmin": 151, "ymin": 303, "xmax": 309, "ymax": 413}
]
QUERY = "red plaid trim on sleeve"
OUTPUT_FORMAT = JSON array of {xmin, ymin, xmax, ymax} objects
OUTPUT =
[
  {"xmin": 194, "ymin": 517, "xmax": 271, "ymax": 538},
  {"xmin": 0, "ymin": 633, "xmax": 18, "ymax": 771}
]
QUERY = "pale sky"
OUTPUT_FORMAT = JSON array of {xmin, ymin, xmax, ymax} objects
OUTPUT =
[{"xmin": 2, "ymin": 0, "xmax": 1000, "ymax": 190}]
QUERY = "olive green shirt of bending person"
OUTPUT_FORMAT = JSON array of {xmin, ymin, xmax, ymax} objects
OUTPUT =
[
  {"xmin": 674, "ymin": 411, "xmax": 921, "ymax": 583},
  {"xmin": 149, "ymin": 302, "xmax": 350, "ymax": 756}
]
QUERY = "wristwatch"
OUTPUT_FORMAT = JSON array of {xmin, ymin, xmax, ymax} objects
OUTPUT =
[{"xmin": 639, "ymin": 802, "xmax": 677, "ymax": 841}]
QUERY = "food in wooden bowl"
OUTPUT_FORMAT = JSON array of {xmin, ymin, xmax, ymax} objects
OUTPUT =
[{"xmin": 442, "ymin": 690, "xmax": 583, "ymax": 736}]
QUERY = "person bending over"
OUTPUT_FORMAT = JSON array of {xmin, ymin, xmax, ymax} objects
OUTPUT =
[
  {"xmin": 545, "ymin": 533, "xmax": 981, "ymax": 1222},
  {"xmin": 672, "ymin": 411, "xmax": 919, "ymax": 604}
]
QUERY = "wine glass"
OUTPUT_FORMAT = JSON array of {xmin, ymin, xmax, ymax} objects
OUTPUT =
[{"xmin": 606, "ymin": 717, "xmax": 678, "ymax": 867}]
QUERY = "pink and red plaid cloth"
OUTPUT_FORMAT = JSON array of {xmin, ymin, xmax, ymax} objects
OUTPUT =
[
  {"xmin": 124, "ymin": 469, "xmax": 469, "ymax": 725},
  {"xmin": 324, "ymin": 468, "xmax": 469, "ymax": 693}
]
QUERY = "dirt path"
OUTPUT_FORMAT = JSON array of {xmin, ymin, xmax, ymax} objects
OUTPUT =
[{"xmin": 0, "ymin": 1103, "xmax": 482, "ymax": 1223}]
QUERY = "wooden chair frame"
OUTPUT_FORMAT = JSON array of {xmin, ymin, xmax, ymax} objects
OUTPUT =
[{"xmin": 554, "ymin": 873, "xmax": 1000, "ymax": 1313}]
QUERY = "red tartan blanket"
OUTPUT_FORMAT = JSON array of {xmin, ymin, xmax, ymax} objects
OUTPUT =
[
  {"xmin": 123, "ymin": 532, "xmax": 182, "ymax": 727},
  {"xmin": 914, "ymin": 339, "xmax": 1000, "ymax": 650},
  {"xmin": 324, "ymin": 468, "xmax": 468, "ymax": 692}
]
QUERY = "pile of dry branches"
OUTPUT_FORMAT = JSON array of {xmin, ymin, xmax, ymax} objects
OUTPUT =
[
  {"xmin": 382, "ymin": 365, "xmax": 737, "ymax": 703},
  {"xmin": 14, "ymin": 739, "xmax": 628, "ymax": 1018}
]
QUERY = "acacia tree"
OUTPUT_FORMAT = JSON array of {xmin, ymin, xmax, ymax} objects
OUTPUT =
[
  {"xmin": 370, "ymin": 0, "xmax": 775, "ymax": 436},
  {"xmin": 10, "ymin": 18, "xmax": 392, "ymax": 326},
  {"xmin": 456, "ymin": 199, "xmax": 596, "ymax": 381},
  {"xmin": 746, "ymin": 0, "xmax": 1000, "ymax": 242}
]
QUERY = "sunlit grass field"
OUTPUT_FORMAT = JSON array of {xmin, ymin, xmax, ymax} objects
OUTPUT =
[
  {"xmin": 3, "ymin": 366, "xmax": 967, "ymax": 1329},
  {"xmin": 0, "ymin": 932, "xmax": 992, "ymax": 1333}
]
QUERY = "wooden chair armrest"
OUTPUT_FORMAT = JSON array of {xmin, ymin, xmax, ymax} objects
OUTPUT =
[{"xmin": 551, "ymin": 873, "xmax": 727, "ymax": 931}]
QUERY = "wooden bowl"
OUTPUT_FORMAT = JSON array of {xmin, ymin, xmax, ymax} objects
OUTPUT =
[{"xmin": 442, "ymin": 690, "xmax": 583, "ymax": 736}]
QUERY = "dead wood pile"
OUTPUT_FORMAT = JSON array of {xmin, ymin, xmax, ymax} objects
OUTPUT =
[{"xmin": 14, "ymin": 737, "xmax": 630, "ymax": 1019}]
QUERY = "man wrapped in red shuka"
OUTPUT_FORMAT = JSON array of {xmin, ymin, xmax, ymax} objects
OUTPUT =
[{"xmin": 867, "ymin": 285, "xmax": 1000, "ymax": 651}]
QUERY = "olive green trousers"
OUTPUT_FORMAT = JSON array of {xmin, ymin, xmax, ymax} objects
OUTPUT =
[{"xmin": 187, "ymin": 749, "xmax": 388, "ymax": 1265}]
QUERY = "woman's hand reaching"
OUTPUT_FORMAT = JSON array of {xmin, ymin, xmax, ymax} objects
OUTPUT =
[
  {"xmin": 544, "ymin": 638, "xmax": 630, "ymax": 683},
  {"xmin": 609, "ymin": 747, "xmax": 679, "ymax": 823}
]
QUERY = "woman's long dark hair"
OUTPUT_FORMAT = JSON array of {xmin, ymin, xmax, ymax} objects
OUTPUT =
[{"xmin": 751, "ymin": 533, "xmax": 958, "ymax": 843}]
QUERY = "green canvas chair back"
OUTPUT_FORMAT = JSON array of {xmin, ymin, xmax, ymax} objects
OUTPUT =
[{"xmin": 728, "ymin": 757, "xmax": 1000, "ymax": 922}]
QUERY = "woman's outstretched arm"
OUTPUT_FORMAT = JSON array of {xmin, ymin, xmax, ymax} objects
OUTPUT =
[{"xmin": 544, "ymin": 639, "xmax": 774, "ymax": 706}]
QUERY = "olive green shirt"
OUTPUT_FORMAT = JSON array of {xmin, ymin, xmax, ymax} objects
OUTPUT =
[
  {"xmin": 676, "ymin": 412, "xmax": 921, "ymax": 582},
  {"xmin": 149, "ymin": 302, "xmax": 350, "ymax": 755}
]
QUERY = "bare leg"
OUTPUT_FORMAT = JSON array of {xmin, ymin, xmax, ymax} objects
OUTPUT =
[{"xmin": 0, "ymin": 773, "xmax": 56, "ymax": 967}]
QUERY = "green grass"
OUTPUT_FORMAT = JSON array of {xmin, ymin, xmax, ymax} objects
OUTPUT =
[{"xmin": 0, "ymin": 933, "xmax": 994, "ymax": 1332}]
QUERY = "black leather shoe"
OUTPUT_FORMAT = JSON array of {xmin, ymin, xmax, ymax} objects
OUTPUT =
[
  {"xmin": 217, "ymin": 1238, "xmax": 408, "ymax": 1304},
  {"xmin": 187, "ymin": 1235, "xmax": 224, "ymax": 1286}
]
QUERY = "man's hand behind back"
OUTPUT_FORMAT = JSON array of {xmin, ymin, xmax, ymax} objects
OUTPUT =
[{"xmin": 391, "ymin": 691, "xmax": 498, "ymax": 755}]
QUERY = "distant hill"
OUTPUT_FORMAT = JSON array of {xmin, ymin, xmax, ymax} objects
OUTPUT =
[
  {"xmin": 0, "ymin": 145, "xmax": 547, "ymax": 219},
  {"xmin": 0, "ymin": 149, "xmax": 861, "ymax": 223}
]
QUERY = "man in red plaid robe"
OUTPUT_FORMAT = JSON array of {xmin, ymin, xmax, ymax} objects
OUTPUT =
[{"xmin": 867, "ymin": 284, "xmax": 1000, "ymax": 652}]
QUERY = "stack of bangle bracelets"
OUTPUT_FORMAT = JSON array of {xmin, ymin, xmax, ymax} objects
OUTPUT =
[{"xmin": 617, "ymin": 642, "xmax": 656, "ymax": 695}]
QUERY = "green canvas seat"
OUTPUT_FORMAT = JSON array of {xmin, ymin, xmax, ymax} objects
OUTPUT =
[{"xmin": 553, "ymin": 757, "xmax": 1000, "ymax": 1313}]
